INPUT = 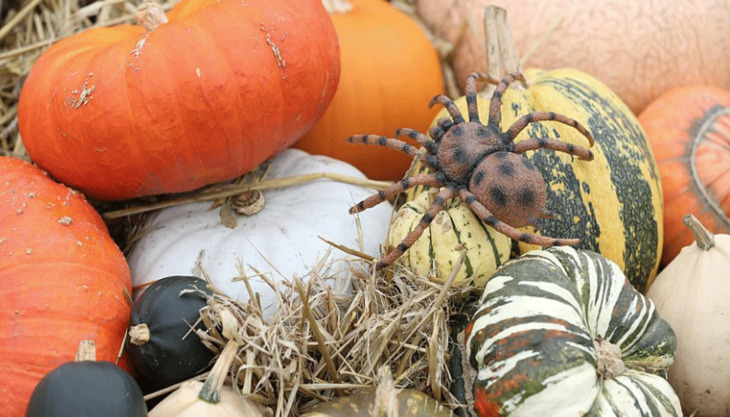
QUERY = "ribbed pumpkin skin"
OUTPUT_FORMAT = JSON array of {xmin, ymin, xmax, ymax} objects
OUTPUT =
[
  {"xmin": 301, "ymin": 389, "xmax": 454, "ymax": 417},
  {"xmin": 638, "ymin": 85, "xmax": 730, "ymax": 266},
  {"xmin": 17, "ymin": 0, "xmax": 339, "ymax": 200},
  {"xmin": 410, "ymin": 68, "xmax": 663, "ymax": 292},
  {"xmin": 387, "ymin": 190, "xmax": 511, "ymax": 288},
  {"xmin": 293, "ymin": 0, "xmax": 443, "ymax": 180},
  {"xmin": 0, "ymin": 157, "xmax": 132, "ymax": 417},
  {"xmin": 467, "ymin": 247, "xmax": 680, "ymax": 417}
]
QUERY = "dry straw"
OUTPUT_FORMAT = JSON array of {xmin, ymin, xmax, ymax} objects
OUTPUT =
[{"xmin": 178, "ymin": 245, "xmax": 476, "ymax": 417}]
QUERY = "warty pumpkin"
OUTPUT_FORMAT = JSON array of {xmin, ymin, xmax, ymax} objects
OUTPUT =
[
  {"xmin": 467, "ymin": 246, "xmax": 681, "ymax": 416},
  {"xmin": 406, "ymin": 10, "xmax": 663, "ymax": 292},
  {"xmin": 415, "ymin": 0, "xmax": 730, "ymax": 114},
  {"xmin": 638, "ymin": 85, "xmax": 730, "ymax": 266},
  {"xmin": 646, "ymin": 215, "xmax": 730, "ymax": 416},
  {"xmin": 0, "ymin": 157, "xmax": 132, "ymax": 417},
  {"xmin": 17, "ymin": 0, "xmax": 340, "ymax": 200},
  {"xmin": 126, "ymin": 149, "xmax": 393, "ymax": 319},
  {"xmin": 293, "ymin": 0, "xmax": 444, "ymax": 180}
]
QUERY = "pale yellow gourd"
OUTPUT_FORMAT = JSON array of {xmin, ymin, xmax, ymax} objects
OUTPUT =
[
  {"xmin": 646, "ymin": 214, "xmax": 730, "ymax": 416},
  {"xmin": 148, "ymin": 311, "xmax": 264, "ymax": 417}
]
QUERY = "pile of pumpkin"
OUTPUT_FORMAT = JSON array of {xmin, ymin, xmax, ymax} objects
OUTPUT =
[{"xmin": 1, "ymin": 0, "xmax": 730, "ymax": 416}]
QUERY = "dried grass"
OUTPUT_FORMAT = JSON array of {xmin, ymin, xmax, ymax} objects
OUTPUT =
[{"xmin": 179, "ymin": 247, "xmax": 477, "ymax": 417}]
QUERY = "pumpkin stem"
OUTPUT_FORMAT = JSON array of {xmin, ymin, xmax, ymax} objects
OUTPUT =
[
  {"xmin": 321, "ymin": 0, "xmax": 353, "ymax": 14},
  {"xmin": 128, "ymin": 324, "xmax": 151, "ymax": 346},
  {"xmin": 198, "ymin": 309, "xmax": 241, "ymax": 404},
  {"xmin": 75, "ymin": 340, "xmax": 97, "ymax": 362},
  {"xmin": 482, "ymin": 6, "xmax": 522, "ymax": 86},
  {"xmin": 593, "ymin": 336, "xmax": 625, "ymax": 380},
  {"xmin": 135, "ymin": 0, "xmax": 168, "ymax": 31},
  {"xmin": 684, "ymin": 214, "xmax": 715, "ymax": 251}
]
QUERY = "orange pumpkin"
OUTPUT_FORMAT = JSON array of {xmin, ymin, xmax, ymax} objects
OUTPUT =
[
  {"xmin": 0, "ymin": 157, "xmax": 132, "ymax": 417},
  {"xmin": 638, "ymin": 85, "xmax": 730, "ymax": 266},
  {"xmin": 18, "ymin": 0, "xmax": 339, "ymax": 200},
  {"xmin": 293, "ymin": 0, "xmax": 444, "ymax": 180}
]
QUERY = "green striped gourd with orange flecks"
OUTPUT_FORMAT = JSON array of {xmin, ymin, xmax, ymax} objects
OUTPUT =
[
  {"xmin": 386, "ymin": 189, "xmax": 511, "ymax": 288},
  {"xmin": 466, "ymin": 246, "xmax": 680, "ymax": 417},
  {"xmin": 408, "ymin": 68, "xmax": 663, "ymax": 292}
]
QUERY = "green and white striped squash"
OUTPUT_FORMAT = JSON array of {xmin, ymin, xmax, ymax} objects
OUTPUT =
[
  {"xmin": 386, "ymin": 189, "xmax": 511, "ymax": 288},
  {"xmin": 465, "ymin": 246, "xmax": 681, "ymax": 417},
  {"xmin": 409, "ymin": 68, "xmax": 664, "ymax": 292}
]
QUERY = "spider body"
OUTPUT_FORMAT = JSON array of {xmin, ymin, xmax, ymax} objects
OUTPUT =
[{"xmin": 348, "ymin": 72, "xmax": 595, "ymax": 270}]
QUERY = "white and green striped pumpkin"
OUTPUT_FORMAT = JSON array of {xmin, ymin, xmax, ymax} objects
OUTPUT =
[
  {"xmin": 386, "ymin": 189, "xmax": 511, "ymax": 288},
  {"xmin": 466, "ymin": 246, "xmax": 681, "ymax": 417}
]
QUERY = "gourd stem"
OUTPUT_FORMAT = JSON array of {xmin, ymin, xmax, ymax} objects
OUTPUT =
[
  {"xmin": 135, "ymin": 0, "xmax": 168, "ymax": 31},
  {"xmin": 684, "ymin": 214, "xmax": 715, "ymax": 251},
  {"xmin": 197, "ymin": 340, "xmax": 240, "ymax": 404},
  {"xmin": 483, "ymin": 6, "xmax": 522, "ymax": 84},
  {"xmin": 75, "ymin": 340, "xmax": 97, "ymax": 362},
  {"xmin": 594, "ymin": 336, "xmax": 624, "ymax": 380},
  {"xmin": 128, "ymin": 324, "xmax": 150, "ymax": 346},
  {"xmin": 321, "ymin": 0, "xmax": 352, "ymax": 14}
]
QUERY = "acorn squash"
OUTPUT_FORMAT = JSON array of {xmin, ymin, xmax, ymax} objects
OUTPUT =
[{"xmin": 466, "ymin": 246, "xmax": 681, "ymax": 416}]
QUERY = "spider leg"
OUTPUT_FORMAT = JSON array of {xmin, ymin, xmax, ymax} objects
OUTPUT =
[
  {"xmin": 504, "ymin": 111, "xmax": 594, "ymax": 146},
  {"xmin": 428, "ymin": 117, "xmax": 455, "ymax": 142},
  {"xmin": 347, "ymin": 135, "xmax": 420, "ymax": 157},
  {"xmin": 511, "ymin": 137, "xmax": 594, "ymax": 161},
  {"xmin": 429, "ymin": 95, "xmax": 465, "ymax": 125},
  {"xmin": 539, "ymin": 208, "xmax": 555, "ymax": 218},
  {"xmin": 465, "ymin": 72, "xmax": 501, "ymax": 122},
  {"xmin": 395, "ymin": 128, "xmax": 438, "ymax": 155},
  {"xmin": 349, "ymin": 174, "xmax": 442, "ymax": 214},
  {"xmin": 488, "ymin": 72, "xmax": 527, "ymax": 128},
  {"xmin": 458, "ymin": 189, "xmax": 579, "ymax": 247},
  {"xmin": 375, "ymin": 187, "xmax": 457, "ymax": 270}
]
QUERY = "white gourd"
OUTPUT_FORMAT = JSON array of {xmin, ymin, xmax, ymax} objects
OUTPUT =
[
  {"xmin": 127, "ymin": 149, "xmax": 393, "ymax": 318},
  {"xmin": 646, "ymin": 214, "xmax": 730, "ymax": 416}
]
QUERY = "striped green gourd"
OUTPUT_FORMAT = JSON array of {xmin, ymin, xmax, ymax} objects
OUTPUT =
[
  {"xmin": 409, "ymin": 68, "xmax": 663, "ymax": 292},
  {"xmin": 386, "ymin": 189, "xmax": 511, "ymax": 287},
  {"xmin": 466, "ymin": 246, "xmax": 680, "ymax": 417}
]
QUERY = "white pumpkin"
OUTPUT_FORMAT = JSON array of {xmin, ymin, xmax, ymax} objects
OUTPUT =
[{"xmin": 127, "ymin": 149, "xmax": 393, "ymax": 318}]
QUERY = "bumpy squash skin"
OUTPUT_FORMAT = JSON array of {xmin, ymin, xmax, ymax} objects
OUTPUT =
[
  {"xmin": 387, "ymin": 190, "xmax": 511, "ymax": 288},
  {"xmin": 25, "ymin": 360, "xmax": 147, "ymax": 417},
  {"xmin": 127, "ymin": 276, "xmax": 215, "ymax": 393},
  {"xmin": 300, "ymin": 389, "xmax": 454, "ymax": 417},
  {"xmin": 411, "ymin": 69, "xmax": 663, "ymax": 292},
  {"xmin": 467, "ymin": 247, "xmax": 680, "ymax": 416}
]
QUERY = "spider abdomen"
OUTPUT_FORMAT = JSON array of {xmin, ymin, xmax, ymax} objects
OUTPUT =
[{"xmin": 469, "ymin": 152, "xmax": 547, "ymax": 228}]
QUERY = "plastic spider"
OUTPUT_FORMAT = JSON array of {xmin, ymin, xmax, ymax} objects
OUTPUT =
[{"xmin": 347, "ymin": 71, "xmax": 595, "ymax": 270}]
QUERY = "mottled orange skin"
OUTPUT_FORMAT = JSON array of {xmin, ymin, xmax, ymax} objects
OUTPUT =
[{"xmin": 0, "ymin": 157, "xmax": 132, "ymax": 417}]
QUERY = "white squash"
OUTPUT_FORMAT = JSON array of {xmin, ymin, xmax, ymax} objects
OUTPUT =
[
  {"xmin": 646, "ymin": 215, "xmax": 730, "ymax": 416},
  {"xmin": 127, "ymin": 149, "xmax": 393, "ymax": 318}
]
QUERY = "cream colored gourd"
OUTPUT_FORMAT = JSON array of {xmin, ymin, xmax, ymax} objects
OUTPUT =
[
  {"xmin": 149, "ymin": 311, "xmax": 265, "ymax": 417},
  {"xmin": 646, "ymin": 214, "xmax": 730, "ymax": 416}
]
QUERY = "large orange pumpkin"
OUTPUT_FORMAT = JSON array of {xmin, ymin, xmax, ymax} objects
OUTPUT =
[
  {"xmin": 638, "ymin": 85, "xmax": 730, "ymax": 266},
  {"xmin": 415, "ymin": 0, "xmax": 730, "ymax": 114},
  {"xmin": 0, "ymin": 157, "xmax": 132, "ymax": 416},
  {"xmin": 293, "ymin": 0, "xmax": 444, "ymax": 180},
  {"xmin": 18, "ymin": 0, "xmax": 339, "ymax": 200}
]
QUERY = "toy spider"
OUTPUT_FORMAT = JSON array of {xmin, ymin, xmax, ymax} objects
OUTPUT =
[{"xmin": 348, "ymin": 71, "xmax": 595, "ymax": 270}]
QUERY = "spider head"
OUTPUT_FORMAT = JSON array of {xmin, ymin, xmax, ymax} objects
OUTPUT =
[
  {"xmin": 469, "ymin": 152, "xmax": 547, "ymax": 228},
  {"xmin": 436, "ymin": 121, "xmax": 503, "ymax": 183}
]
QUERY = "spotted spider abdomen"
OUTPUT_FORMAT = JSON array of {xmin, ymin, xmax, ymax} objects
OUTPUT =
[{"xmin": 469, "ymin": 151, "xmax": 547, "ymax": 228}]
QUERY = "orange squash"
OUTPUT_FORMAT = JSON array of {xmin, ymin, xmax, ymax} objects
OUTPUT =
[
  {"xmin": 0, "ymin": 157, "xmax": 132, "ymax": 417},
  {"xmin": 638, "ymin": 85, "xmax": 730, "ymax": 266},
  {"xmin": 293, "ymin": 0, "xmax": 444, "ymax": 180},
  {"xmin": 415, "ymin": 0, "xmax": 730, "ymax": 114},
  {"xmin": 18, "ymin": 0, "xmax": 339, "ymax": 200}
]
